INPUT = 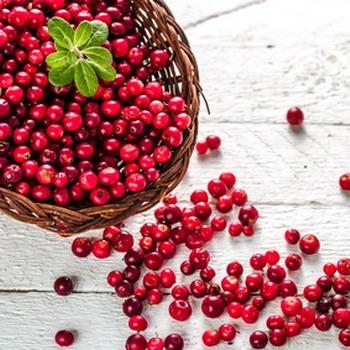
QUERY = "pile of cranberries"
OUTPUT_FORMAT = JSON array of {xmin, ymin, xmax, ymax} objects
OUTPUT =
[
  {"xmin": 0, "ymin": 0, "xmax": 191, "ymax": 206},
  {"xmin": 50, "ymin": 154, "xmax": 350, "ymax": 349}
]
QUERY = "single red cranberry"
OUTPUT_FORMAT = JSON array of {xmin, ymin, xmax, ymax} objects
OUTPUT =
[
  {"xmin": 333, "ymin": 276, "xmax": 350, "ymax": 294},
  {"xmin": 250, "ymin": 254, "xmax": 267, "ymax": 270},
  {"xmin": 285, "ymin": 253, "xmax": 303, "ymax": 271},
  {"xmin": 228, "ymin": 302, "xmax": 242, "ymax": 318},
  {"xmin": 144, "ymin": 252, "xmax": 164, "ymax": 270},
  {"xmin": 200, "ymin": 266, "xmax": 216, "ymax": 282},
  {"xmin": 286, "ymin": 107, "xmax": 304, "ymax": 125},
  {"xmin": 337, "ymin": 258, "xmax": 350, "ymax": 275},
  {"xmin": 332, "ymin": 294, "xmax": 348, "ymax": 310},
  {"xmin": 147, "ymin": 337, "xmax": 164, "ymax": 350},
  {"xmin": 189, "ymin": 248, "xmax": 210, "ymax": 269},
  {"xmin": 299, "ymin": 234, "xmax": 320, "ymax": 254},
  {"xmin": 168, "ymin": 299, "xmax": 192, "ymax": 321},
  {"xmin": 227, "ymin": 261, "xmax": 244, "ymax": 278},
  {"xmin": 202, "ymin": 330, "xmax": 220, "ymax": 347},
  {"xmin": 333, "ymin": 308, "xmax": 350, "ymax": 329},
  {"xmin": 260, "ymin": 281, "xmax": 279, "ymax": 301},
  {"xmin": 201, "ymin": 295, "xmax": 225, "ymax": 318},
  {"xmin": 231, "ymin": 189, "xmax": 248, "ymax": 207},
  {"xmin": 303, "ymin": 284, "xmax": 323, "ymax": 302},
  {"xmin": 241, "ymin": 304, "xmax": 259, "ymax": 324},
  {"xmin": 190, "ymin": 189, "xmax": 209, "ymax": 204},
  {"xmin": 92, "ymin": 239, "xmax": 111, "ymax": 259},
  {"xmin": 266, "ymin": 315, "xmax": 285, "ymax": 330},
  {"xmin": 249, "ymin": 331, "xmax": 268, "ymax": 349},
  {"xmin": 54, "ymin": 277, "xmax": 73, "ymax": 296},
  {"xmin": 150, "ymin": 49, "xmax": 169, "ymax": 69},
  {"xmin": 125, "ymin": 334, "xmax": 147, "ymax": 350},
  {"xmin": 190, "ymin": 279, "xmax": 207, "ymax": 298},
  {"xmin": 206, "ymin": 135, "xmax": 221, "ymax": 150},
  {"xmin": 284, "ymin": 228, "xmax": 300, "ymax": 244},
  {"xmin": 164, "ymin": 334, "xmax": 184, "ymax": 350},
  {"xmin": 207, "ymin": 179, "xmax": 227, "ymax": 198},
  {"xmin": 239, "ymin": 205, "xmax": 259, "ymax": 225},
  {"xmin": 265, "ymin": 250, "xmax": 280, "ymax": 265},
  {"xmin": 172, "ymin": 284, "xmax": 190, "ymax": 300},
  {"xmin": 107, "ymin": 270, "xmax": 123, "ymax": 287},
  {"xmin": 128, "ymin": 315, "xmax": 148, "ymax": 332},
  {"xmin": 245, "ymin": 273, "xmax": 264, "ymax": 292},
  {"xmin": 280, "ymin": 279, "xmax": 298, "ymax": 297},
  {"xmin": 196, "ymin": 140, "xmax": 208, "ymax": 155},
  {"xmin": 210, "ymin": 215, "xmax": 227, "ymax": 231},
  {"xmin": 315, "ymin": 314, "xmax": 332, "ymax": 331},
  {"xmin": 280, "ymin": 296, "xmax": 302, "ymax": 316},
  {"xmin": 339, "ymin": 329, "xmax": 350, "ymax": 347},
  {"xmin": 160, "ymin": 268, "xmax": 176, "ymax": 288},
  {"xmin": 218, "ymin": 324, "xmax": 236, "ymax": 342},
  {"xmin": 228, "ymin": 222, "xmax": 242, "ymax": 237},
  {"xmin": 339, "ymin": 173, "xmax": 350, "ymax": 190},
  {"xmin": 316, "ymin": 296, "xmax": 331, "ymax": 314},
  {"xmin": 123, "ymin": 297, "xmax": 143, "ymax": 317},
  {"xmin": 55, "ymin": 330, "xmax": 75, "ymax": 347}
]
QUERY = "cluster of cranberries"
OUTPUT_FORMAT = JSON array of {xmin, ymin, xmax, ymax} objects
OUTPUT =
[
  {"xmin": 62, "ymin": 175, "xmax": 350, "ymax": 349},
  {"xmin": 0, "ymin": 0, "xmax": 191, "ymax": 206},
  {"xmin": 67, "ymin": 171, "xmax": 259, "ymax": 349}
]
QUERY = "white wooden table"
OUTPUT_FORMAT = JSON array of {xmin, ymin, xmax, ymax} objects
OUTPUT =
[{"xmin": 1, "ymin": 0, "xmax": 350, "ymax": 348}]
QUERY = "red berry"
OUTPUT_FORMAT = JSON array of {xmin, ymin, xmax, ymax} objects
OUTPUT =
[
  {"xmin": 201, "ymin": 296, "xmax": 225, "ymax": 318},
  {"xmin": 241, "ymin": 304, "xmax": 259, "ymax": 324},
  {"xmin": 340, "ymin": 173, "xmax": 350, "ymax": 190},
  {"xmin": 206, "ymin": 135, "xmax": 221, "ymax": 150},
  {"xmin": 128, "ymin": 315, "xmax": 148, "ymax": 332},
  {"xmin": 54, "ymin": 276, "xmax": 73, "ymax": 296},
  {"xmin": 280, "ymin": 296, "xmax": 302, "ymax": 316},
  {"xmin": 71, "ymin": 237, "xmax": 92, "ymax": 258},
  {"xmin": 285, "ymin": 253, "xmax": 303, "ymax": 271},
  {"xmin": 303, "ymin": 284, "xmax": 323, "ymax": 302},
  {"xmin": 284, "ymin": 228, "xmax": 300, "ymax": 244},
  {"xmin": 287, "ymin": 107, "xmax": 304, "ymax": 125},
  {"xmin": 299, "ymin": 234, "xmax": 320, "ymax": 254},
  {"xmin": 339, "ymin": 329, "xmax": 350, "ymax": 347},
  {"xmin": 92, "ymin": 239, "xmax": 111, "ymax": 259},
  {"xmin": 169, "ymin": 299, "xmax": 192, "ymax": 321},
  {"xmin": 249, "ymin": 331, "xmax": 268, "ymax": 349},
  {"xmin": 207, "ymin": 179, "xmax": 227, "ymax": 198},
  {"xmin": 219, "ymin": 324, "xmax": 236, "ymax": 341},
  {"xmin": 202, "ymin": 330, "xmax": 220, "ymax": 347},
  {"xmin": 55, "ymin": 330, "xmax": 75, "ymax": 347}
]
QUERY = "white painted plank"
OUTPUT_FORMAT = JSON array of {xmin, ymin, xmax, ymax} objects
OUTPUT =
[
  {"xmin": 0, "ymin": 293, "xmax": 345, "ymax": 349},
  {"xmin": 181, "ymin": 0, "xmax": 350, "ymax": 124}
]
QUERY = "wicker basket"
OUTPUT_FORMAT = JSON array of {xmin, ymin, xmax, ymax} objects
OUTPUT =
[{"xmin": 0, "ymin": 0, "xmax": 201, "ymax": 236}]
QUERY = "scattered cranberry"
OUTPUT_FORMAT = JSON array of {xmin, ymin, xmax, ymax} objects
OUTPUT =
[
  {"xmin": 299, "ymin": 234, "xmax": 320, "ymax": 254},
  {"xmin": 54, "ymin": 277, "xmax": 73, "ymax": 297},
  {"xmin": 286, "ymin": 106, "xmax": 304, "ymax": 125},
  {"xmin": 55, "ymin": 330, "xmax": 75, "ymax": 347},
  {"xmin": 339, "ymin": 173, "xmax": 350, "ymax": 190},
  {"xmin": 71, "ymin": 237, "xmax": 92, "ymax": 258}
]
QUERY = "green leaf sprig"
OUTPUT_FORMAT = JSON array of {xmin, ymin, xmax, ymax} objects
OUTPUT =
[{"xmin": 46, "ymin": 17, "xmax": 116, "ymax": 97}]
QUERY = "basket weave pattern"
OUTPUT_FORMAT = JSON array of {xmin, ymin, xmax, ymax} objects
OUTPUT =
[{"xmin": 0, "ymin": 0, "xmax": 201, "ymax": 236}]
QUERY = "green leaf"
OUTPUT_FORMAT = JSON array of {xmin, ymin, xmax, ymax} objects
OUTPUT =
[
  {"xmin": 84, "ymin": 20, "xmax": 108, "ymax": 48},
  {"xmin": 46, "ymin": 51, "xmax": 77, "ymax": 69},
  {"xmin": 74, "ymin": 21, "xmax": 93, "ymax": 48},
  {"xmin": 89, "ymin": 60, "xmax": 116, "ymax": 81},
  {"xmin": 83, "ymin": 46, "xmax": 113, "ymax": 65},
  {"xmin": 74, "ymin": 60, "xmax": 98, "ymax": 97},
  {"xmin": 48, "ymin": 17, "xmax": 74, "ymax": 49},
  {"xmin": 48, "ymin": 64, "xmax": 75, "ymax": 87}
]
